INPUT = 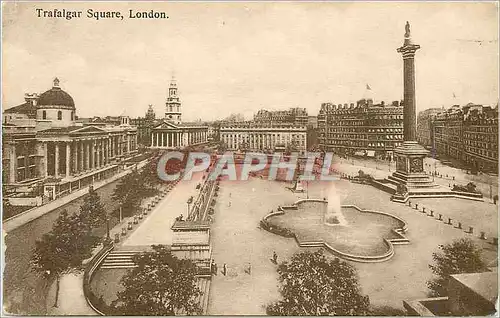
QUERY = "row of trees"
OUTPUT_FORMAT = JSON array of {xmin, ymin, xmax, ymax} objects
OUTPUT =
[
  {"xmin": 111, "ymin": 151, "xmax": 176, "ymax": 218},
  {"xmin": 31, "ymin": 187, "xmax": 107, "ymax": 307},
  {"xmin": 30, "ymin": 151, "xmax": 167, "ymax": 307}
]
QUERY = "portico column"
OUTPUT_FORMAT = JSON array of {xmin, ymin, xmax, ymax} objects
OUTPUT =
[
  {"xmin": 97, "ymin": 139, "xmax": 102, "ymax": 167},
  {"xmin": 65, "ymin": 142, "xmax": 71, "ymax": 177},
  {"xmin": 72, "ymin": 142, "xmax": 78, "ymax": 173},
  {"xmin": 91, "ymin": 140, "xmax": 95, "ymax": 169},
  {"xmin": 55, "ymin": 143, "xmax": 60, "ymax": 178},
  {"xmin": 161, "ymin": 132, "xmax": 164, "ymax": 147},
  {"xmin": 126, "ymin": 135, "xmax": 130, "ymax": 153},
  {"xmin": 101, "ymin": 139, "xmax": 104, "ymax": 166},
  {"xmin": 103, "ymin": 139, "xmax": 107, "ymax": 165},
  {"xmin": 79, "ymin": 142, "xmax": 84, "ymax": 172},
  {"xmin": 96, "ymin": 139, "xmax": 100, "ymax": 167},
  {"xmin": 8, "ymin": 144, "xmax": 16, "ymax": 182},
  {"xmin": 107, "ymin": 138, "xmax": 110, "ymax": 162},
  {"xmin": 41, "ymin": 142, "xmax": 48, "ymax": 177},
  {"xmin": 85, "ymin": 142, "xmax": 90, "ymax": 170}
]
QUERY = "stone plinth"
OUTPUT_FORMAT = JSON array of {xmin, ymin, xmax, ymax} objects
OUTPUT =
[{"xmin": 388, "ymin": 141, "xmax": 436, "ymax": 189}]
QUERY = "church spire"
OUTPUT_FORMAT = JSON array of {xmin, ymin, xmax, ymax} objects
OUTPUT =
[{"xmin": 165, "ymin": 75, "xmax": 181, "ymax": 124}]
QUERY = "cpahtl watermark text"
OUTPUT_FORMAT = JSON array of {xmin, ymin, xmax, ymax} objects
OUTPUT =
[{"xmin": 156, "ymin": 152, "xmax": 340, "ymax": 182}]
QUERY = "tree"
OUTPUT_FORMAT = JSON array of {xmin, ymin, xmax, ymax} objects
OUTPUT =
[
  {"xmin": 427, "ymin": 238, "xmax": 487, "ymax": 297},
  {"xmin": 79, "ymin": 186, "xmax": 107, "ymax": 228},
  {"xmin": 141, "ymin": 155, "xmax": 165, "ymax": 190},
  {"xmin": 31, "ymin": 210, "xmax": 100, "ymax": 307},
  {"xmin": 112, "ymin": 168, "xmax": 144, "ymax": 217},
  {"xmin": 111, "ymin": 245, "xmax": 202, "ymax": 315},
  {"xmin": 267, "ymin": 250, "xmax": 370, "ymax": 316}
]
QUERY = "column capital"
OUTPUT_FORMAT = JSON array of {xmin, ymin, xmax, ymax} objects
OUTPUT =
[{"xmin": 397, "ymin": 44, "xmax": 420, "ymax": 59}]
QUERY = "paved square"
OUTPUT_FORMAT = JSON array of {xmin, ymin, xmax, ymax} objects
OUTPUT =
[{"xmin": 208, "ymin": 176, "xmax": 498, "ymax": 312}]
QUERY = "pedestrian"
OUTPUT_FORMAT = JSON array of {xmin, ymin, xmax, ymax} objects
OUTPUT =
[
  {"xmin": 228, "ymin": 201, "xmax": 231, "ymax": 207},
  {"xmin": 272, "ymin": 251, "xmax": 278, "ymax": 264},
  {"xmin": 222, "ymin": 263, "xmax": 227, "ymax": 276},
  {"xmin": 211, "ymin": 260, "xmax": 217, "ymax": 275}
]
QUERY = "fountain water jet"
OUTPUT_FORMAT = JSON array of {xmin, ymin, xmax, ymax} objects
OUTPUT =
[{"xmin": 325, "ymin": 184, "xmax": 347, "ymax": 226}]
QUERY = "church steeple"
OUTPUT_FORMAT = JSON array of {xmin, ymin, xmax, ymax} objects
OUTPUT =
[{"xmin": 165, "ymin": 75, "xmax": 181, "ymax": 124}]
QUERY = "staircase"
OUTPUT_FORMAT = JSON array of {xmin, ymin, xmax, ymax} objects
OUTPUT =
[
  {"xmin": 100, "ymin": 251, "xmax": 138, "ymax": 269},
  {"xmin": 176, "ymin": 277, "xmax": 211, "ymax": 315},
  {"xmin": 388, "ymin": 229, "xmax": 410, "ymax": 245},
  {"xmin": 387, "ymin": 171, "xmax": 437, "ymax": 189},
  {"xmin": 100, "ymin": 248, "xmax": 212, "ymax": 274}
]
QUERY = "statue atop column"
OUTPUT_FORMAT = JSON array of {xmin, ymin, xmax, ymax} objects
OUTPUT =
[{"xmin": 404, "ymin": 21, "xmax": 411, "ymax": 38}]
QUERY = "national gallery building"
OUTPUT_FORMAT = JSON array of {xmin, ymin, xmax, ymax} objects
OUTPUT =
[{"xmin": 2, "ymin": 78, "xmax": 138, "ymax": 200}]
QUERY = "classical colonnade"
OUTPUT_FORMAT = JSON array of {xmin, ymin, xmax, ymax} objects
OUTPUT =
[
  {"xmin": 151, "ymin": 130, "xmax": 207, "ymax": 148},
  {"xmin": 40, "ymin": 134, "xmax": 136, "ymax": 179},
  {"xmin": 221, "ymin": 131, "xmax": 307, "ymax": 151}
]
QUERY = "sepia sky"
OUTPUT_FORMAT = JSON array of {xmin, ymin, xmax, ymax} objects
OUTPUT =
[{"xmin": 2, "ymin": 2, "xmax": 498, "ymax": 121}]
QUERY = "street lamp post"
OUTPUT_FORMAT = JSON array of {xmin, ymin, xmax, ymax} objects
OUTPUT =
[
  {"xmin": 306, "ymin": 180, "xmax": 309, "ymax": 199},
  {"xmin": 433, "ymin": 161, "xmax": 436, "ymax": 182},
  {"xmin": 106, "ymin": 217, "xmax": 110, "ymax": 241},
  {"xmin": 489, "ymin": 178, "xmax": 492, "ymax": 201},
  {"xmin": 119, "ymin": 205, "xmax": 123, "ymax": 223}
]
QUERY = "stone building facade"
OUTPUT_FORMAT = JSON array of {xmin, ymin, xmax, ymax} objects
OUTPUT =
[
  {"xmin": 416, "ymin": 107, "xmax": 443, "ymax": 148},
  {"xmin": 2, "ymin": 78, "xmax": 138, "ymax": 199},
  {"xmin": 318, "ymin": 99, "xmax": 404, "ymax": 159},
  {"xmin": 253, "ymin": 107, "xmax": 308, "ymax": 126},
  {"xmin": 431, "ymin": 103, "xmax": 498, "ymax": 173},
  {"xmin": 220, "ymin": 122, "xmax": 307, "ymax": 153}
]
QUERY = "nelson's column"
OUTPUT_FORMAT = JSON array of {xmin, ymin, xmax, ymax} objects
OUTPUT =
[{"xmin": 389, "ymin": 22, "xmax": 436, "ymax": 191}]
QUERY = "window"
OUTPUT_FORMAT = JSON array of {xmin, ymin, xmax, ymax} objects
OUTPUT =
[
  {"xmin": 57, "ymin": 111, "xmax": 62, "ymax": 120},
  {"xmin": 42, "ymin": 110, "xmax": 47, "ymax": 119},
  {"xmin": 71, "ymin": 111, "xmax": 74, "ymax": 121}
]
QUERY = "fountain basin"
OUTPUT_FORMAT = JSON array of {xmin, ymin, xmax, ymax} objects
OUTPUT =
[{"xmin": 264, "ymin": 199, "xmax": 409, "ymax": 262}]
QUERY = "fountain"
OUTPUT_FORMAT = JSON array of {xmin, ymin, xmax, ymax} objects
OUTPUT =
[
  {"xmin": 324, "ymin": 185, "xmax": 347, "ymax": 226},
  {"xmin": 262, "ymin": 182, "xmax": 410, "ymax": 262}
]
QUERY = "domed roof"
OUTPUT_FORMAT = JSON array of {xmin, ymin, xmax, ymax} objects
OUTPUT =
[{"xmin": 37, "ymin": 78, "xmax": 75, "ymax": 109}]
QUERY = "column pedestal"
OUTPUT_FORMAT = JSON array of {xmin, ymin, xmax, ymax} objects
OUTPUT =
[{"xmin": 388, "ymin": 141, "xmax": 435, "ymax": 189}]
